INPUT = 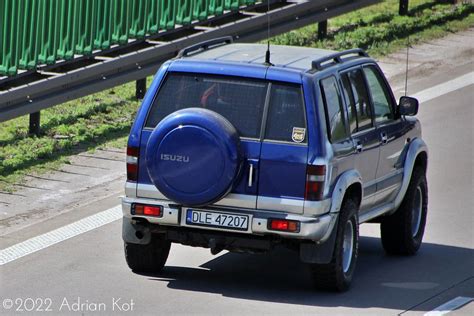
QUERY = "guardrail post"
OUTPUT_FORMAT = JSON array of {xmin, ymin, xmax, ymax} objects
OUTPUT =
[
  {"xmin": 135, "ymin": 78, "xmax": 147, "ymax": 100},
  {"xmin": 29, "ymin": 112, "xmax": 41, "ymax": 135},
  {"xmin": 318, "ymin": 20, "xmax": 328, "ymax": 40},
  {"xmin": 399, "ymin": 0, "xmax": 409, "ymax": 15}
]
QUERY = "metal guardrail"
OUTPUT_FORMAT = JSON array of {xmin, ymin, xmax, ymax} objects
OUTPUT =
[{"xmin": 0, "ymin": 0, "xmax": 380, "ymax": 123}]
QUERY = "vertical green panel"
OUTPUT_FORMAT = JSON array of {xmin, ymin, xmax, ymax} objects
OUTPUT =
[
  {"xmin": 0, "ymin": 0, "xmax": 4, "ymax": 75},
  {"xmin": 239, "ymin": 0, "xmax": 252, "ymax": 5},
  {"xmin": 57, "ymin": 0, "xmax": 66, "ymax": 58},
  {"xmin": 210, "ymin": 0, "xmax": 226, "ymax": 16},
  {"xmin": 19, "ymin": 0, "xmax": 39, "ymax": 69},
  {"xmin": 0, "ymin": 0, "xmax": 17, "ymax": 75},
  {"xmin": 208, "ymin": 0, "xmax": 216, "ymax": 15},
  {"xmin": 224, "ymin": 0, "xmax": 239, "ymax": 11},
  {"xmin": 64, "ymin": 0, "xmax": 78, "ymax": 59},
  {"xmin": 57, "ymin": 0, "xmax": 76, "ymax": 60},
  {"xmin": 130, "ymin": 0, "xmax": 149, "ymax": 38},
  {"xmin": 15, "ymin": 0, "xmax": 26, "ymax": 73},
  {"xmin": 213, "ymin": 0, "xmax": 224, "ymax": 16},
  {"xmin": 130, "ymin": 0, "xmax": 139, "ymax": 37},
  {"xmin": 94, "ymin": 0, "xmax": 112, "ymax": 50},
  {"xmin": 37, "ymin": 0, "xmax": 46, "ymax": 63},
  {"xmin": 38, "ymin": 0, "xmax": 60, "ymax": 65},
  {"xmin": 112, "ymin": 0, "xmax": 131, "ymax": 45},
  {"xmin": 160, "ymin": 0, "xmax": 176, "ymax": 30},
  {"xmin": 6, "ymin": 0, "xmax": 22, "ymax": 75},
  {"xmin": 76, "ymin": 0, "xmax": 95, "ymax": 55},
  {"xmin": 146, "ymin": 0, "xmax": 160, "ymax": 34},
  {"xmin": 176, "ymin": 0, "xmax": 193, "ymax": 26},
  {"xmin": 193, "ymin": 0, "xmax": 208, "ymax": 21},
  {"xmin": 74, "ymin": 0, "xmax": 84, "ymax": 53}
]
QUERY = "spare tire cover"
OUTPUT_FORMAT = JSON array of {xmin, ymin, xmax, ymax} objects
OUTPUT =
[{"xmin": 146, "ymin": 108, "xmax": 242, "ymax": 206}]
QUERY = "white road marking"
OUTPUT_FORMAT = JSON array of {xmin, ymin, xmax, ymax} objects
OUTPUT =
[
  {"xmin": 0, "ymin": 205, "xmax": 122, "ymax": 266},
  {"xmin": 424, "ymin": 296, "xmax": 474, "ymax": 316},
  {"xmin": 412, "ymin": 71, "xmax": 473, "ymax": 104}
]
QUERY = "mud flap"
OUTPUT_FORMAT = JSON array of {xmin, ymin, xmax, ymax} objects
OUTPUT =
[
  {"xmin": 299, "ymin": 217, "xmax": 339, "ymax": 264},
  {"xmin": 122, "ymin": 218, "xmax": 152, "ymax": 245}
]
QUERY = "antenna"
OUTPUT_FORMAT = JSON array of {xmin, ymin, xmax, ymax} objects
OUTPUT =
[
  {"xmin": 404, "ymin": 35, "xmax": 410, "ymax": 96},
  {"xmin": 265, "ymin": 0, "xmax": 273, "ymax": 66}
]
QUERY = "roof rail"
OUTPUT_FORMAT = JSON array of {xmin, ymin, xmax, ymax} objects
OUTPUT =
[
  {"xmin": 311, "ymin": 48, "xmax": 369, "ymax": 71},
  {"xmin": 177, "ymin": 36, "xmax": 234, "ymax": 58}
]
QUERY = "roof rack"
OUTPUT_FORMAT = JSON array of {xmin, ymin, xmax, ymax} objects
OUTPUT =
[
  {"xmin": 311, "ymin": 48, "xmax": 369, "ymax": 71},
  {"xmin": 177, "ymin": 36, "xmax": 234, "ymax": 58}
]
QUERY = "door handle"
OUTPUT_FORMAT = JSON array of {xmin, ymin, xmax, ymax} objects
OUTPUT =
[
  {"xmin": 381, "ymin": 133, "xmax": 388, "ymax": 145},
  {"xmin": 248, "ymin": 163, "xmax": 254, "ymax": 187},
  {"xmin": 355, "ymin": 142, "xmax": 363, "ymax": 153},
  {"xmin": 247, "ymin": 159, "xmax": 258, "ymax": 187}
]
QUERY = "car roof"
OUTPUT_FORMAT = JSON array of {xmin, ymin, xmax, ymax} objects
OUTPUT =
[{"xmin": 185, "ymin": 43, "xmax": 336, "ymax": 71}]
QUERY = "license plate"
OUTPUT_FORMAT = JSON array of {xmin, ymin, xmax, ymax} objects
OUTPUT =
[{"xmin": 185, "ymin": 209, "xmax": 249, "ymax": 231}]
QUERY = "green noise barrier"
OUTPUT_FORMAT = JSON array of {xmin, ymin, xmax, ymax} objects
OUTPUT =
[{"xmin": 0, "ymin": 0, "xmax": 257, "ymax": 76}]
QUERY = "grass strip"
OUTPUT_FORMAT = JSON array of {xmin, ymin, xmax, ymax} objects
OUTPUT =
[{"xmin": 0, "ymin": 84, "xmax": 144, "ymax": 192}]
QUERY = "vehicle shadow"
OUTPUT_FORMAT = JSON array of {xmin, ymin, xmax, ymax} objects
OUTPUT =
[{"xmin": 145, "ymin": 236, "xmax": 474, "ymax": 312}]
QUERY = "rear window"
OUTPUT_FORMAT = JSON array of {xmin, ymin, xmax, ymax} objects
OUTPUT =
[{"xmin": 145, "ymin": 73, "xmax": 268, "ymax": 138}]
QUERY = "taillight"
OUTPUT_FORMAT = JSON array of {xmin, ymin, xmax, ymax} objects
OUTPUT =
[
  {"xmin": 132, "ymin": 204, "xmax": 163, "ymax": 217},
  {"xmin": 305, "ymin": 165, "xmax": 326, "ymax": 201},
  {"xmin": 126, "ymin": 146, "xmax": 139, "ymax": 182},
  {"xmin": 268, "ymin": 219, "xmax": 300, "ymax": 233}
]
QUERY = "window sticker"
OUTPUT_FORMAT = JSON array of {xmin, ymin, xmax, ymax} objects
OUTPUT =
[{"xmin": 292, "ymin": 127, "xmax": 306, "ymax": 143}]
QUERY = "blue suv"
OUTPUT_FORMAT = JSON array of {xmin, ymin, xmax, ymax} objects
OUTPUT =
[{"xmin": 122, "ymin": 38, "xmax": 428, "ymax": 291}]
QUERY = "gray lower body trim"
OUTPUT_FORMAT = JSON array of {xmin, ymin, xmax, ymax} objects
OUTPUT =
[
  {"xmin": 138, "ymin": 183, "xmax": 257, "ymax": 209},
  {"xmin": 137, "ymin": 183, "xmax": 167, "ymax": 200},
  {"xmin": 125, "ymin": 181, "xmax": 137, "ymax": 198},
  {"xmin": 137, "ymin": 183, "xmax": 330, "ymax": 215},
  {"xmin": 122, "ymin": 196, "xmax": 336, "ymax": 242},
  {"xmin": 303, "ymin": 199, "xmax": 332, "ymax": 216},
  {"xmin": 257, "ymin": 196, "xmax": 304, "ymax": 214},
  {"xmin": 214, "ymin": 193, "xmax": 257, "ymax": 210}
]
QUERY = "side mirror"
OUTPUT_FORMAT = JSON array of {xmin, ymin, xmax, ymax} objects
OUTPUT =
[{"xmin": 399, "ymin": 96, "xmax": 419, "ymax": 116}]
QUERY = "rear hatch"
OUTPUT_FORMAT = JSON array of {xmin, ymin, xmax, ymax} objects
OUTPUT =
[
  {"xmin": 137, "ymin": 66, "xmax": 267, "ymax": 209},
  {"xmin": 136, "ymin": 65, "xmax": 308, "ymax": 214}
]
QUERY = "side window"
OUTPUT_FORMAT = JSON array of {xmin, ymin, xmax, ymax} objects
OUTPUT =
[
  {"xmin": 265, "ymin": 84, "xmax": 306, "ymax": 143},
  {"xmin": 341, "ymin": 74, "xmax": 358, "ymax": 134},
  {"xmin": 341, "ymin": 69, "xmax": 373, "ymax": 133},
  {"xmin": 363, "ymin": 66, "xmax": 395, "ymax": 124},
  {"xmin": 320, "ymin": 76, "xmax": 348, "ymax": 143}
]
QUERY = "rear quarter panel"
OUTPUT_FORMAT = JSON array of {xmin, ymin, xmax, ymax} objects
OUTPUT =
[{"xmin": 127, "ymin": 62, "xmax": 172, "ymax": 150}]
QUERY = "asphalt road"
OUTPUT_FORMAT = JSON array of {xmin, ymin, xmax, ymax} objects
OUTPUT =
[{"xmin": 1, "ymin": 44, "xmax": 473, "ymax": 315}]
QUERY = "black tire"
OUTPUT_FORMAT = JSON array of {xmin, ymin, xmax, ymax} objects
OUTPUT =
[
  {"xmin": 381, "ymin": 167, "xmax": 428, "ymax": 255},
  {"xmin": 310, "ymin": 199, "xmax": 359, "ymax": 292},
  {"xmin": 124, "ymin": 234, "xmax": 171, "ymax": 273}
]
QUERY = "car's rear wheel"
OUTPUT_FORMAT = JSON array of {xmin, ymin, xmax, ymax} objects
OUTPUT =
[
  {"xmin": 310, "ymin": 199, "xmax": 359, "ymax": 292},
  {"xmin": 124, "ymin": 234, "xmax": 171, "ymax": 273},
  {"xmin": 380, "ymin": 167, "xmax": 428, "ymax": 255}
]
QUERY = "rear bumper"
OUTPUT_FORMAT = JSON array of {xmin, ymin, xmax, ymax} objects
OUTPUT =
[{"xmin": 122, "ymin": 196, "xmax": 337, "ymax": 242}]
